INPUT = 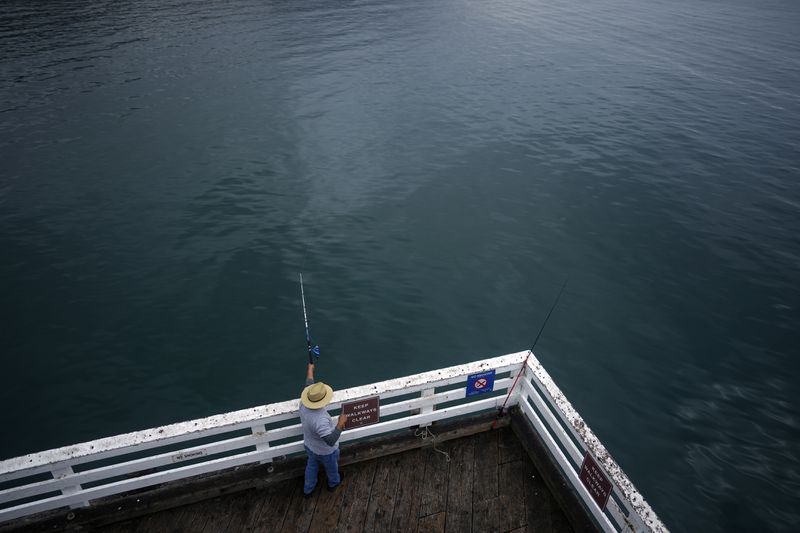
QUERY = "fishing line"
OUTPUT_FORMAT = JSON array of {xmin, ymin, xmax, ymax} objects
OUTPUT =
[{"xmin": 493, "ymin": 277, "xmax": 568, "ymax": 428}]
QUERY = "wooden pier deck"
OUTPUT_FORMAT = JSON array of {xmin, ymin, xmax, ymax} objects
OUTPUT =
[{"xmin": 95, "ymin": 426, "xmax": 573, "ymax": 533}]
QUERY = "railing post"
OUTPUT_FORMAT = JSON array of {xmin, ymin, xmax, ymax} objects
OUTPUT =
[
  {"xmin": 52, "ymin": 466, "xmax": 89, "ymax": 508},
  {"xmin": 419, "ymin": 388, "xmax": 435, "ymax": 427},
  {"xmin": 251, "ymin": 425, "xmax": 271, "ymax": 464},
  {"xmin": 506, "ymin": 364, "xmax": 530, "ymax": 408}
]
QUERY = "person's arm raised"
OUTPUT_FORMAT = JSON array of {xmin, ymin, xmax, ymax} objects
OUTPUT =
[{"xmin": 305, "ymin": 363, "xmax": 315, "ymax": 386}]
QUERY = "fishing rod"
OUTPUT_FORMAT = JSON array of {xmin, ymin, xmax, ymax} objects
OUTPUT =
[
  {"xmin": 299, "ymin": 273, "xmax": 321, "ymax": 364},
  {"xmin": 495, "ymin": 278, "xmax": 568, "ymax": 424},
  {"xmin": 528, "ymin": 277, "xmax": 568, "ymax": 354}
]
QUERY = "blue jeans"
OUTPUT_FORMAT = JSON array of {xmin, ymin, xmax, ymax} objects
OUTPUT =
[{"xmin": 303, "ymin": 445, "xmax": 341, "ymax": 494}]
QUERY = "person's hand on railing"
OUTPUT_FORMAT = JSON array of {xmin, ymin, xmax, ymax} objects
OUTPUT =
[{"xmin": 336, "ymin": 414, "xmax": 348, "ymax": 430}]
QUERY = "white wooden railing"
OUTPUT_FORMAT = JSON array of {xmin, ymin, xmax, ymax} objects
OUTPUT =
[
  {"xmin": 518, "ymin": 353, "xmax": 668, "ymax": 533},
  {"xmin": 0, "ymin": 350, "xmax": 666, "ymax": 532}
]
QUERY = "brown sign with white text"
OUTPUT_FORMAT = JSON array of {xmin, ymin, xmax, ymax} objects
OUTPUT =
[
  {"xmin": 579, "ymin": 452, "xmax": 613, "ymax": 510},
  {"xmin": 341, "ymin": 396, "xmax": 380, "ymax": 429}
]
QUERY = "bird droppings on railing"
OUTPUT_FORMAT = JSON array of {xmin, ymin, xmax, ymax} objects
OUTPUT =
[
  {"xmin": 0, "ymin": 350, "xmax": 666, "ymax": 532},
  {"xmin": 526, "ymin": 354, "xmax": 667, "ymax": 533},
  {"xmin": 0, "ymin": 352, "xmax": 528, "ymax": 480}
]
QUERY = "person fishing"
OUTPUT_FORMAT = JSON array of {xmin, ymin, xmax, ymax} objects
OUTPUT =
[
  {"xmin": 297, "ymin": 273, "xmax": 347, "ymax": 497},
  {"xmin": 300, "ymin": 362, "xmax": 347, "ymax": 497}
]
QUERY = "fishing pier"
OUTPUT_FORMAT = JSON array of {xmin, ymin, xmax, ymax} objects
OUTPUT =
[{"xmin": 0, "ymin": 351, "xmax": 667, "ymax": 532}]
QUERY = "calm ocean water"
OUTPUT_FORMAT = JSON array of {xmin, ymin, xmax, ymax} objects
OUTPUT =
[{"xmin": 2, "ymin": 0, "xmax": 799, "ymax": 530}]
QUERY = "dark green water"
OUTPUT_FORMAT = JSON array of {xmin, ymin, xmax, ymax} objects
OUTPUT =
[{"xmin": 2, "ymin": 0, "xmax": 799, "ymax": 530}]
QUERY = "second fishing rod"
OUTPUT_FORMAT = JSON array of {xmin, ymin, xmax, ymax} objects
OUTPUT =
[{"xmin": 495, "ymin": 278, "xmax": 568, "ymax": 422}]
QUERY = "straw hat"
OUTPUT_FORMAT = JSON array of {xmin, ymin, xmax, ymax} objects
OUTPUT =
[{"xmin": 301, "ymin": 382, "xmax": 334, "ymax": 409}]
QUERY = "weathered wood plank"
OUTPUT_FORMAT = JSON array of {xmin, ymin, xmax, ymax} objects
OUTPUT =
[
  {"xmin": 498, "ymin": 460, "xmax": 527, "ymax": 532},
  {"xmin": 95, "ymin": 518, "xmax": 140, "ymax": 533},
  {"xmin": 127, "ymin": 502, "xmax": 188, "ymax": 532},
  {"xmin": 236, "ymin": 487, "xmax": 274, "ymax": 532},
  {"xmin": 472, "ymin": 429, "xmax": 499, "ymax": 503},
  {"xmin": 171, "ymin": 495, "xmax": 236, "ymax": 532},
  {"xmin": 549, "ymin": 503, "xmax": 573, "ymax": 532},
  {"xmin": 445, "ymin": 437, "xmax": 474, "ymax": 533},
  {"xmin": 389, "ymin": 448, "xmax": 425, "ymax": 532},
  {"xmin": 498, "ymin": 426, "xmax": 524, "ymax": 464},
  {"xmin": 523, "ymin": 458, "xmax": 572, "ymax": 533},
  {"xmin": 247, "ymin": 481, "xmax": 295, "ymax": 532},
  {"xmin": 509, "ymin": 409, "xmax": 595, "ymax": 532},
  {"xmin": 213, "ymin": 489, "xmax": 267, "ymax": 532},
  {"xmin": 417, "ymin": 511, "xmax": 446, "ymax": 533},
  {"xmin": 472, "ymin": 497, "xmax": 501, "ymax": 533},
  {"xmin": 280, "ymin": 483, "xmax": 318, "ymax": 533},
  {"xmin": 171, "ymin": 498, "xmax": 214, "ymax": 532},
  {"xmin": 2, "ymin": 413, "xmax": 509, "ymax": 533},
  {"xmin": 222, "ymin": 488, "xmax": 267, "ymax": 532},
  {"xmin": 363, "ymin": 454, "xmax": 402, "ymax": 531},
  {"xmin": 201, "ymin": 494, "xmax": 249, "ymax": 533},
  {"xmin": 418, "ymin": 444, "xmax": 451, "ymax": 517},
  {"xmin": 308, "ymin": 472, "xmax": 347, "ymax": 533},
  {"xmin": 523, "ymin": 459, "xmax": 556, "ymax": 533},
  {"xmin": 336, "ymin": 461, "xmax": 376, "ymax": 533},
  {"xmin": 35, "ymin": 423, "xmax": 587, "ymax": 533},
  {"xmin": 340, "ymin": 413, "xmax": 507, "ymax": 470}
]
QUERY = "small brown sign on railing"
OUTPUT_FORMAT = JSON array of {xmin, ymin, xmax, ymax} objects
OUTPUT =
[
  {"xmin": 341, "ymin": 396, "xmax": 380, "ymax": 429},
  {"xmin": 579, "ymin": 452, "xmax": 613, "ymax": 510}
]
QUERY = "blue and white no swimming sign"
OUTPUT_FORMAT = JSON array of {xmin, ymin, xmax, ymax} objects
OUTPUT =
[{"xmin": 466, "ymin": 369, "xmax": 496, "ymax": 397}]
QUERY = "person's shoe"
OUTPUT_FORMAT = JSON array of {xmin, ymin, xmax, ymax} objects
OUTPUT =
[
  {"xmin": 327, "ymin": 471, "xmax": 344, "ymax": 492},
  {"xmin": 303, "ymin": 489, "xmax": 314, "ymax": 499}
]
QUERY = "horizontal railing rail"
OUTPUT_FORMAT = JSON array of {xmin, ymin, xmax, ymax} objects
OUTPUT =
[
  {"xmin": 1, "ymin": 350, "xmax": 667, "ymax": 532},
  {"xmin": 0, "ymin": 352, "xmax": 526, "ymax": 523},
  {"xmin": 517, "ymin": 352, "xmax": 668, "ymax": 533}
]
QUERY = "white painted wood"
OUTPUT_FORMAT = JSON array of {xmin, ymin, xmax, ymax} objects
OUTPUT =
[
  {"xmin": 381, "ymin": 377, "xmax": 512, "ymax": 418},
  {"xmin": 0, "ymin": 351, "xmax": 526, "ymax": 483},
  {"xmin": 519, "ymin": 377, "xmax": 583, "ymax": 467},
  {"xmin": 344, "ymin": 395, "xmax": 502, "ymax": 442},
  {"xmin": 1, "ymin": 431, "xmax": 283, "ymax": 504},
  {"xmin": 517, "ymin": 394, "xmax": 616, "ymax": 533},
  {"xmin": 419, "ymin": 388, "xmax": 435, "ymax": 428},
  {"xmin": 0, "ymin": 410, "xmax": 300, "ymax": 484},
  {"xmin": 524, "ymin": 354, "xmax": 665, "ymax": 533},
  {"xmin": 0, "ymin": 366, "xmax": 516, "ymax": 488},
  {"xmin": 520, "ymin": 372, "xmax": 635, "ymax": 531},
  {"xmin": 51, "ymin": 467, "xmax": 87, "ymax": 509},
  {"xmin": 0, "ymin": 376, "xmax": 515, "ymax": 506},
  {"xmin": 252, "ymin": 425, "xmax": 270, "ymax": 464},
  {"xmin": 0, "ymin": 350, "xmax": 665, "ymax": 533},
  {"xmin": 0, "ymin": 366, "xmax": 510, "ymax": 518},
  {"xmin": 518, "ymin": 381, "xmax": 630, "ymax": 530},
  {"xmin": 0, "ymin": 394, "xmax": 502, "ymax": 522}
]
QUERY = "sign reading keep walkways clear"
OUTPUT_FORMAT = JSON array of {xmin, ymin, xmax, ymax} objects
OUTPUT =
[
  {"xmin": 466, "ymin": 369, "xmax": 496, "ymax": 397},
  {"xmin": 579, "ymin": 452, "xmax": 613, "ymax": 510},
  {"xmin": 341, "ymin": 396, "xmax": 380, "ymax": 429}
]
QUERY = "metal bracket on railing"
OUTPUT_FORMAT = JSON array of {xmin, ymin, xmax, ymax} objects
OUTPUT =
[{"xmin": 52, "ymin": 467, "xmax": 88, "ymax": 509}]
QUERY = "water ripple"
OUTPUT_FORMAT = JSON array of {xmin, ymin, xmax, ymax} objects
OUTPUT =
[{"xmin": 1, "ymin": 0, "xmax": 800, "ymax": 531}]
